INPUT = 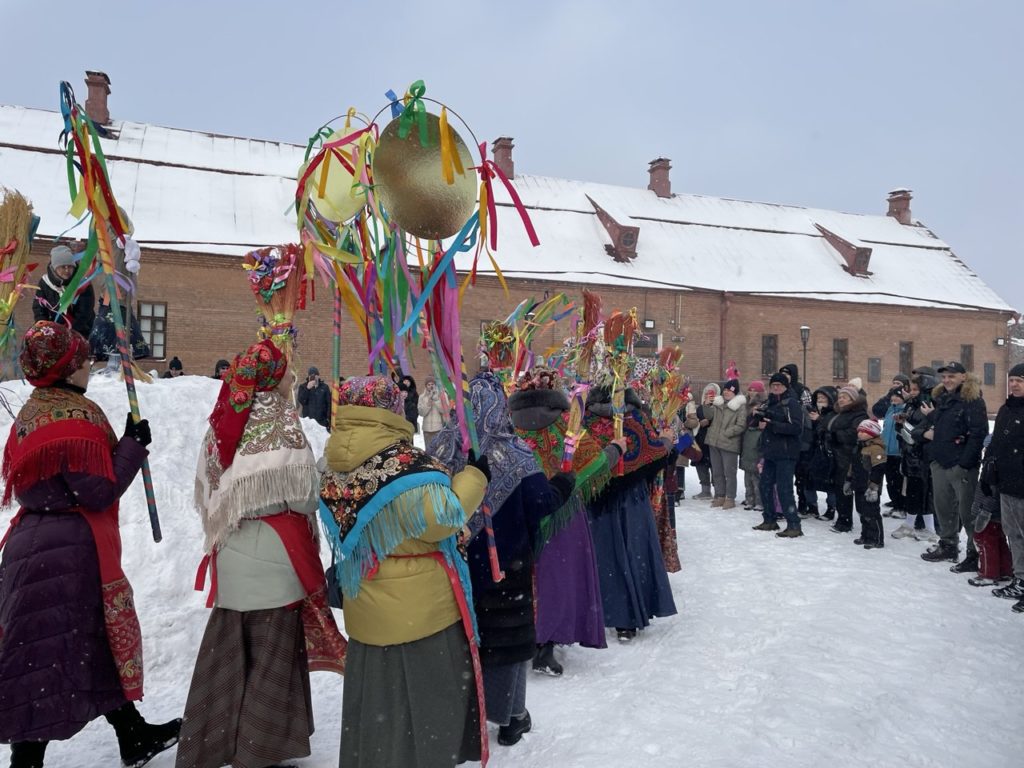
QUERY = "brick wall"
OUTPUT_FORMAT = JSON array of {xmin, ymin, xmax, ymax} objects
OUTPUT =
[{"xmin": 11, "ymin": 243, "xmax": 1015, "ymax": 409}]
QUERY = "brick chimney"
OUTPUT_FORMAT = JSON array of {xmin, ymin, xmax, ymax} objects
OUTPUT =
[
  {"xmin": 84, "ymin": 71, "xmax": 111, "ymax": 125},
  {"xmin": 886, "ymin": 188, "xmax": 912, "ymax": 225},
  {"xmin": 493, "ymin": 137, "xmax": 514, "ymax": 179},
  {"xmin": 647, "ymin": 157, "xmax": 671, "ymax": 198}
]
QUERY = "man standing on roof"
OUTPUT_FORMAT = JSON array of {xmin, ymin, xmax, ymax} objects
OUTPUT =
[{"xmin": 919, "ymin": 361, "xmax": 989, "ymax": 571}]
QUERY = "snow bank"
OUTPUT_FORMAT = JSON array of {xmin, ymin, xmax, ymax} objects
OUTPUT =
[{"xmin": 1, "ymin": 375, "xmax": 1021, "ymax": 767}]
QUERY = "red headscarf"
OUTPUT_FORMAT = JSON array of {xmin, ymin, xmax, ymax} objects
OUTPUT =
[
  {"xmin": 19, "ymin": 321, "xmax": 90, "ymax": 387},
  {"xmin": 207, "ymin": 339, "xmax": 288, "ymax": 469}
]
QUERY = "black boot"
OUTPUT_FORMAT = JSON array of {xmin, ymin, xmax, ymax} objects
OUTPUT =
[
  {"xmin": 921, "ymin": 541, "xmax": 958, "ymax": 563},
  {"xmin": 949, "ymin": 552, "xmax": 979, "ymax": 574},
  {"xmin": 10, "ymin": 742, "xmax": 47, "ymax": 768},
  {"xmin": 532, "ymin": 642, "xmax": 563, "ymax": 677},
  {"xmin": 615, "ymin": 628, "xmax": 637, "ymax": 643},
  {"xmin": 104, "ymin": 703, "xmax": 182, "ymax": 768},
  {"xmin": 497, "ymin": 710, "xmax": 532, "ymax": 746}
]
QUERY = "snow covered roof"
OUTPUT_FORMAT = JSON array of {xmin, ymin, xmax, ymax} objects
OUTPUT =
[{"xmin": 1, "ymin": 104, "xmax": 1014, "ymax": 313}]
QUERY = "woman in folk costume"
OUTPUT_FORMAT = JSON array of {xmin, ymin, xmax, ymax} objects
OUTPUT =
[
  {"xmin": 507, "ymin": 369, "xmax": 624, "ymax": 676},
  {"xmin": 318, "ymin": 376, "xmax": 489, "ymax": 767},
  {"xmin": 431, "ymin": 371, "xmax": 576, "ymax": 747},
  {"xmin": 585, "ymin": 386, "xmax": 678, "ymax": 643},
  {"xmin": 178, "ymin": 339, "xmax": 346, "ymax": 768},
  {"xmin": 0, "ymin": 321, "xmax": 180, "ymax": 768}
]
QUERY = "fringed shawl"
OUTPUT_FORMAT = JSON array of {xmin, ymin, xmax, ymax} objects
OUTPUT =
[
  {"xmin": 516, "ymin": 411, "xmax": 612, "ymax": 551},
  {"xmin": 584, "ymin": 405, "xmax": 668, "ymax": 476},
  {"xmin": 195, "ymin": 390, "xmax": 319, "ymax": 553},
  {"xmin": 2, "ymin": 386, "xmax": 116, "ymax": 506},
  {"xmin": 318, "ymin": 441, "xmax": 478, "ymax": 638}
]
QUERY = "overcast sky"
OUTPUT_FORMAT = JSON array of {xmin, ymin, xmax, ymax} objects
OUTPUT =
[{"xmin": 2, "ymin": 0, "xmax": 1020, "ymax": 312}]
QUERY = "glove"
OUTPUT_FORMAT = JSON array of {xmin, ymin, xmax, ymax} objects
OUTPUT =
[
  {"xmin": 864, "ymin": 484, "xmax": 879, "ymax": 503},
  {"xmin": 842, "ymin": 480, "xmax": 853, "ymax": 497},
  {"xmin": 124, "ymin": 413, "xmax": 152, "ymax": 447},
  {"xmin": 467, "ymin": 449, "xmax": 491, "ymax": 482},
  {"xmin": 980, "ymin": 479, "xmax": 992, "ymax": 498},
  {"xmin": 549, "ymin": 471, "xmax": 577, "ymax": 502}
]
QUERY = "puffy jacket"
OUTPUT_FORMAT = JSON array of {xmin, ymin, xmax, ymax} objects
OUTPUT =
[
  {"xmin": 705, "ymin": 394, "xmax": 748, "ymax": 453},
  {"xmin": 989, "ymin": 395, "xmax": 1024, "ymax": 497},
  {"xmin": 828, "ymin": 396, "xmax": 869, "ymax": 483},
  {"xmin": 323, "ymin": 405, "xmax": 486, "ymax": 646},
  {"xmin": 418, "ymin": 388, "xmax": 447, "ymax": 433},
  {"xmin": 297, "ymin": 380, "xmax": 332, "ymax": 428},
  {"xmin": 926, "ymin": 375, "xmax": 988, "ymax": 470},
  {"xmin": 759, "ymin": 387, "xmax": 804, "ymax": 461},
  {"xmin": 881, "ymin": 403, "xmax": 905, "ymax": 457},
  {"xmin": 32, "ymin": 267, "xmax": 96, "ymax": 340}
]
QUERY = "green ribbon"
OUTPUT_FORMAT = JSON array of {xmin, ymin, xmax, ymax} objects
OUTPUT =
[{"xmin": 396, "ymin": 80, "xmax": 429, "ymax": 146}]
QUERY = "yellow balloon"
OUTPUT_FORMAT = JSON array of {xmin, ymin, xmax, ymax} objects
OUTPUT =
[
  {"xmin": 300, "ymin": 131, "xmax": 365, "ymax": 224},
  {"xmin": 373, "ymin": 112, "xmax": 477, "ymax": 240}
]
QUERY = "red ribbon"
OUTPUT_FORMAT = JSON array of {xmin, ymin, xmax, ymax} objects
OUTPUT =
[{"xmin": 477, "ymin": 141, "xmax": 541, "ymax": 251}]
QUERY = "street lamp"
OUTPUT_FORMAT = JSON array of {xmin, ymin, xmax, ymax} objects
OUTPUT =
[{"xmin": 800, "ymin": 326, "xmax": 811, "ymax": 382}]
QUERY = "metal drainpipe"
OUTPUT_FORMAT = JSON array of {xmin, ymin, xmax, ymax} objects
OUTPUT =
[{"xmin": 719, "ymin": 291, "xmax": 732, "ymax": 378}]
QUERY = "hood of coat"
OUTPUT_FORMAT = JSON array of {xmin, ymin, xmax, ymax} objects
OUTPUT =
[
  {"xmin": 508, "ymin": 388, "xmax": 569, "ymax": 431},
  {"xmin": 324, "ymin": 404, "xmax": 414, "ymax": 473},
  {"xmin": 813, "ymin": 386, "xmax": 838, "ymax": 411},
  {"xmin": 932, "ymin": 373, "xmax": 982, "ymax": 403},
  {"xmin": 713, "ymin": 394, "xmax": 748, "ymax": 411},
  {"xmin": 780, "ymin": 363, "xmax": 800, "ymax": 387}
]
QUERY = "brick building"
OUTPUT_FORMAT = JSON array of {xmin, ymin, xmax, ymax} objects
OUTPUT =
[{"xmin": 1, "ymin": 74, "xmax": 1018, "ymax": 406}]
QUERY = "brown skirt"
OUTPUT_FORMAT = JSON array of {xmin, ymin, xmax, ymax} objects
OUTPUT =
[{"xmin": 175, "ymin": 606, "xmax": 313, "ymax": 768}]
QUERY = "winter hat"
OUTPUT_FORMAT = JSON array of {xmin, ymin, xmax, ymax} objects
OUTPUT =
[
  {"xmin": 746, "ymin": 380, "xmax": 766, "ymax": 393},
  {"xmin": 49, "ymin": 244, "xmax": 75, "ymax": 269},
  {"xmin": 168, "ymin": 356, "xmax": 183, "ymax": 371},
  {"xmin": 838, "ymin": 384, "xmax": 861, "ymax": 402},
  {"xmin": 779, "ymin": 363, "xmax": 799, "ymax": 384},
  {"xmin": 1009, "ymin": 363, "xmax": 1024, "ymax": 379},
  {"xmin": 891, "ymin": 387, "xmax": 907, "ymax": 402},
  {"xmin": 703, "ymin": 382, "xmax": 721, "ymax": 397},
  {"xmin": 723, "ymin": 379, "xmax": 740, "ymax": 395},
  {"xmin": 847, "ymin": 377, "xmax": 863, "ymax": 391},
  {"xmin": 769, "ymin": 372, "xmax": 790, "ymax": 387},
  {"xmin": 912, "ymin": 366, "xmax": 937, "ymax": 378},
  {"xmin": 308, "ymin": 366, "xmax": 320, "ymax": 376},
  {"xmin": 337, "ymin": 376, "xmax": 405, "ymax": 415},
  {"xmin": 893, "ymin": 373, "xmax": 910, "ymax": 387},
  {"xmin": 856, "ymin": 419, "xmax": 882, "ymax": 438},
  {"xmin": 19, "ymin": 321, "xmax": 90, "ymax": 387}
]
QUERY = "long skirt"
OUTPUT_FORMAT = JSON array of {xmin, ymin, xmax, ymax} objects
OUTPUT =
[
  {"xmin": 589, "ymin": 480, "xmax": 678, "ymax": 631},
  {"xmin": 483, "ymin": 660, "xmax": 529, "ymax": 727},
  {"xmin": 534, "ymin": 508, "xmax": 607, "ymax": 649},
  {"xmin": 341, "ymin": 621, "xmax": 480, "ymax": 767},
  {"xmin": 0, "ymin": 513, "xmax": 126, "ymax": 743},
  {"xmin": 175, "ymin": 606, "xmax": 313, "ymax": 768}
]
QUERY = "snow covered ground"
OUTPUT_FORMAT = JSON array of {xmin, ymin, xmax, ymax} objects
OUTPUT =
[{"xmin": 1, "ymin": 374, "xmax": 1022, "ymax": 768}]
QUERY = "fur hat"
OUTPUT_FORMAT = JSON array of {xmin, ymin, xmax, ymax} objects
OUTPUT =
[
  {"xmin": 769, "ymin": 372, "xmax": 790, "ymax": 387},
  {"xmin": 857, "ymin": 419, "xmax": 882, "ymax": 438}
]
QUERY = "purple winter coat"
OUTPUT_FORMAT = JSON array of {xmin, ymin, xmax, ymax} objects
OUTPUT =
[{"xmin": 0, "ymin": 429, "xmax": 147, "ymax": 744}]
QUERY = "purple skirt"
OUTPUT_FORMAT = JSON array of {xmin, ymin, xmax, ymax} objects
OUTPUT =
[{"xmin": 534, "ymin": 506, "xmax": 607, "ymax": 649}]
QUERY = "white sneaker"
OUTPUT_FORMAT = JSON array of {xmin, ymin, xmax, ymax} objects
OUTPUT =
[
  {"xmin": 913, "ymin": 529, "xmax": 939, "ymax": 542},
  {"xmin": 890, "ymin": 524, "xmax": 916, "ymax": 539}
]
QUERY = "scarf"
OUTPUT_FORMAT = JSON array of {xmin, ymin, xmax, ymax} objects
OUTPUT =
[
  {"xmin": 430, "ymin": 371, "xmax": 541, "ymax": 515},
  {"xmin": 18, "ymin": 320, "xmax": 90, "ymax": 387},
  {"xmin": 584, "ymin": 403, "xmax": 668, "ymax": 476},
  {"xmin": 515, "ymin": 408, "xmax": 612, "ymax": 551},
  {"xmin": 195, "ymin": 390, "xmax": 319, "ymax": 553},
  {"xmin": 318, "ymin": 442, "xmax": 474, "ymax": 621},
  {"xmin": 208, "ymin": 339, "xmax": 288, "ymax": 469},
  {"xmin": 1, "ymin": 385, "xmax": 144, "ymax": 700}
]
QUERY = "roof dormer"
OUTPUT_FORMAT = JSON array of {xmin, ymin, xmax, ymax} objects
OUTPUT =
[
  {"xmin": 815, "ymin": 223, "xmax": 873, "ymax": 277},
  {"xmin": 587, "ymin": 195, "xmax": 639, "ymax": 263}
]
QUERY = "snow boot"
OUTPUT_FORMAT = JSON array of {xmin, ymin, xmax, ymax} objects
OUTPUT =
[
  {"xmin": 890, "ymin": 523, "xmax": 915, "ymax": 539},
  {"xmin": 104, "ymin": 703, "xmax": 182, "ymax": 768},
  {"xmin": 913, "ymin": 528, "xmax": 939, "ymax": 542},
  {"xmin": 949, "ymin": 553, "xmax": 980, "ymax": 574},
  {"xmin": 752, "ymin": 521, "xmax": 780, "ymax": 531},
  {"xmin": 992, "ymin": 579, "xmax": 1024, "ymax": 600},
  {"xmin": 921, "ymin": 541, "xmax": 958, "ymax": 563},
  {"xmin": 1013, "ymin": 599, "xmax": 1024, "ymax": 614},
  {"xmin": 532, "ymin": 642, "xmax": 563, "ymax": 677},
  {"xmin": 968, "ymin": 575, "xmax": 1010, "ymax": 587},
  {"xmin": 498, "ymin": 710, "xmax": 532, "ymax": 746},
  {"xmin": 9, "ymin": 742, "xmax": 47, "ymax": 768},
  {"xmin": 721, "ymin": 499, "xmax": 736, "ymax": 510},
  {"xmin": 711, "ymin": 497, "xmax": 725, "ymax": 508},
  {"xmin": 776, "ymin": 527, "xmax": 803, "ymax": 539},
  {"xmin": 615, "ymin": 628, "xmax": 637, "ymax": 643},
  {"xmin": 694, "ymin": 487, "xmax": 712, "ymax": 500},
  {"xmin": 829, "ymin": 523, "xmax": 852, "ymax": 533},
  {"xmin": 817, "ymin": 507, "xmax": 836, "ymax": 521}
]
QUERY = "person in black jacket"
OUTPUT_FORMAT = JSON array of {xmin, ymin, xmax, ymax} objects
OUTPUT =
[
  {"xmin": 919, "ymin": 362, "xmax": 989, "ymax": 569},
  {"xmin": 807, "ymin": 386, "xmax": 838, "ymax": 520},
  {"xmin": 397, "ymin": 374, "xmax": 419, "ymax": 432},
  {"xmin": 296, "ymin": 366, "xmax": 332, "ymax": 429},
  {"xmin": 892, "ymin": 373, "xmax": 940, "ymax": 541},
  {"xmin": 32, "ymin": 245, "xmax": 96, "ymax": 340},
  {"xmin": 779, "ymin": 364, "xmax": 814, "ymax": 515},
  {"xmin": 988, "ymin": 363, "xmax": 1024, "ymax": 612},
  {"xmin": 827, "ymin": 383, "xmax": 870, "ymax": 533},
  {"xmin": 844, "ymin": 419, "xmax": 887, "ymax": 549},
  {"xmin": 752, "ymin": 373, "xmax": 805, "ymax": 537}
]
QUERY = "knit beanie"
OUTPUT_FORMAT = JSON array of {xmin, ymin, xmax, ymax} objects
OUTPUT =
[
  {"xmin": 722, "ymin": 379, "xmax": 740, "ymax": 395},
  {"xmin": 169, "ymin": 356, "xmax": 183, "ymax": 371},
  {"xmin": 49, "ymin": 245, "xmax": 75, "ymax": 269},
  {"xmin": 746, "ymin": 380, "xmax": 766, "ymax": 393},
  {"xmin": 769, "ymin": 372, "xmax": 790, "ymax": 387},
  {"xmin": 856, "ymin": 419, "xmax": 882, "ymax": 439},
  {"xmin": 893, "ymin": 373, "xmax": 910, "ymax": 387},
  {"xmin": 838, "ymin": 384, "xmax": 860, "ymax": 402},
  {"xmin": 1010, "ymin": 363, "xmax": 1024, "ymax": 379}
]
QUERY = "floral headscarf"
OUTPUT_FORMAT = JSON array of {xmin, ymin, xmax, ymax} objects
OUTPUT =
[
  {"xmin": 19, "ymin": 321, "xmax": 90, "ymax": 387},
  {"xmin": 337, "ymin": 376, "xmax": 405, "ymax": 415},
  {"xmin": 208, "ymin": 339, "xmax": 288, "ymax": 469}
]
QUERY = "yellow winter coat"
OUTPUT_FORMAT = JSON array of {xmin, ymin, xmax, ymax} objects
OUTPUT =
[{"xmin": 323, "ymin": 404, "xmax": 486, "ymax": 646}]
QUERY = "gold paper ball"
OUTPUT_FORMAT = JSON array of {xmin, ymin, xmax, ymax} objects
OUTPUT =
[
  {"xmin": 373, "ymin": 112, "xmax": 477, "ymax": 240},
  {"xmin": 299, "ymin": 130, "xmax": 365, "ymax": 224}
]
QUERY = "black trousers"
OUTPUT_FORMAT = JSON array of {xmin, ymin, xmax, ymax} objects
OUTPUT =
[
  {"xmin": 884, "ymin": 456, "xmax": 905, "ymax": 509},
  {"xmin": 855, "ymin": 492, "xmax": 884, "ymax": 545},
  {"xmin": 903, "ymin": 472, "xmax": 936, "ymax": 531}
]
